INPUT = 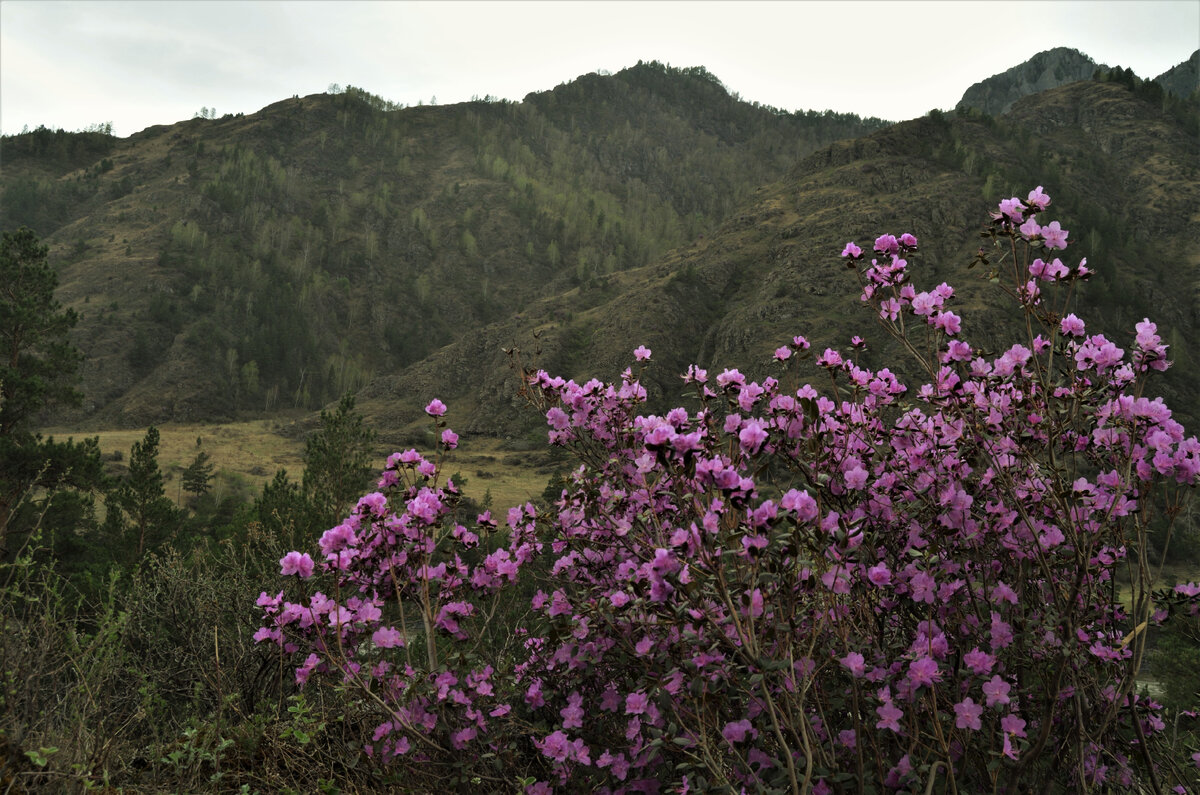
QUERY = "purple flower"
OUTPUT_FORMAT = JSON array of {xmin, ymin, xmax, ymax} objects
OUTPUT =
[
  {"xmin": 907, "ymin": 656, "xmax": 941, "ymax": 688},
  {"xmin": 875, "ymin": 701, "xmax": 903, "ymax": 732},
  {"xmin": 840, "ymin": 651, "xmax": 866, "ymax": 677},
  {"xmin": 841, "ymin": 241, "xmax": 863, "ymax": 259},
  {"xmin": 370, "ymin": 626, "xmax": 403, "ymax": 648},
  {"xmin": 633, "ymin": 345, "xmax": 652, "ymax": 361},
  {"xmin": 780, "ymin": 489, "xmax": 818, "ymax": 522},
  {"xmin": 1041, "ymin": 220, "xmax": 1069, "ymax": 250},
  {"xmin": 624, "ymin": 691, "xmax": 649, "ymax": 715},
  {"xmin": 440, "ymin": 429, "xmax": 459, "ymax": 448},
  {"xmin": 963, "ymin": 647, "xmax": 995, "ymax": 676},
  {"xmin": 738, "ymin": 420, "xmax": 769, "ymax": 454},
  {"xmin": 983, "ymin": 675, "xmax": 1012, "ymax": 707},
  {"xmin": 536, "ymin": 730, "xmax": 570, "ymax": 762},
  {"xmin": 279, "ymin": 551, "xmax": 315, "ymax": 578},
  {"xmin": 560, "ymin": 691, "xmax": 585, "ymax": 729},
  {"xmin": 722, "ymin": 719, "xmax": 754, "ymax": 743},
  {"xmin": 866, "ymin": 563, "xmax": 892, "ymax": 586},
  {"xmin": 998, "ymin": 197, "xmax": 1026, "ymax": 223},
  {"xmin": 424, "ymin": 398, "xmax": 447, "ymax": 417},
  {"xmin": 1061, "ymin": 313, "xmax": 1086, "ymax": 336},
  {"xmin": 1001, "ymin": 713, "xmax": 1027, "ymax": 738},
  {"xmin": 873, "ymin": 234, "xmax": 899, "ymax": 256},
  {"xmin": 1026, "ymin": 185, "xmax": 1051, "ymax": 210},
  {"xmin": 899, "ymin": 233, "xmax": 918, "ymax": 248},
  {"xmin": 954, "ymin": 697, "xmax": 983, "ymax": 730}
]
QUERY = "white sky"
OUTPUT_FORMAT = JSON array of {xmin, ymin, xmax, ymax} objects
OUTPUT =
[{"xmin": 2, "ymin": 1, "xmax": 1197, "ymax": 138}]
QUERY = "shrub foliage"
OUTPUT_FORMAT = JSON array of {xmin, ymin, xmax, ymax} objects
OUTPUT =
[{"xmin": 257, "ymin": 190, "xmax": 1200, "ymax": 792}]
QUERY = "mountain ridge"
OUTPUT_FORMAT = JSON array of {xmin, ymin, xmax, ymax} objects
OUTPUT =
[{"xmin": 2, "ymin": 55, "xmax": 1197, "ymax": 441}]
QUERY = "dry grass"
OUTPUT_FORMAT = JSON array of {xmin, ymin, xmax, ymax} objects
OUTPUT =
[
  {"xmin": 42, "ymin": 418, "xmax": 307, "ymax": 504},
  {"xmin": 440, "ymin": 436, "xmax": 563, "ymax": 511},
  {"xmin": 40, "ymin": 420, "xmax": 556, "ymax": 511}
]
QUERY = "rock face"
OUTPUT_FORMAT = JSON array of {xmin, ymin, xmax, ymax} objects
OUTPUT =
[
  {"xmin": 957, "ymin": 48, "xmax": 1096, "ymax": 116},
  {"xmin": 1156, "ymin": 49, "xmax": 1199, "ymax": 99}
]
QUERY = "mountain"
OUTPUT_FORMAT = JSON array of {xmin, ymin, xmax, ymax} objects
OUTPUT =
[
  {"xmin": 0, "ymin": 62, "xmax": 889, "ymax": 429},
  {"xmin": 361, "ymin": 77, "xmax": 1200, "ymax": 440},
  {"xmin": 3, "ymin": 58, "xmax": 1198, "ymax": 445},
  {"xmin": 1156, "ymin": 50, "xmax": 1199, "ymax": 99},
  {"xmin": 956, "ymin": 48, "xmax": 1097, "ymax": 116}
]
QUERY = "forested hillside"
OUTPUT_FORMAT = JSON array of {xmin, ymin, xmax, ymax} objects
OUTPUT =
[
  {"xmin": 363, "ymin": 76, "xmax": 1200, "ymax": 438},
  {"xmin": 1, "ymin": 62, "xmax": 888, "ymax": 428}
]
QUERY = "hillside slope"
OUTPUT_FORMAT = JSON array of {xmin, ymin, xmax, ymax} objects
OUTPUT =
[
  {"xmin": 1, "ymin": 62, "xmax": 888, "ymax": 427},
  {"xmin": 361, "ymin": 78, "xmax": 1200, "ymax": 439}
]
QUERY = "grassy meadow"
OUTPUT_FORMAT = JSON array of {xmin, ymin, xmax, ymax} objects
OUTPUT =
[{"xmin": 41, "ymin": 419, "xmax": 556, "ymax": 514}]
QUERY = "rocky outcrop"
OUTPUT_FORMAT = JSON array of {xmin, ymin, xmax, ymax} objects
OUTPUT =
[
  {"xmin": 1155, "ymin": 50, "xmax": 1199, "ymax": 99},
  {"xmin": 956, "ymin": 48, "xmax": 1096, "ymax": 116}
]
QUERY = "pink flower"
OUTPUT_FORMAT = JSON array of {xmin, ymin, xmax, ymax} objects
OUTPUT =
[
  {"xmin": 536, "ymin": 730, "xmax": 571, "ymax": 762},
  {"xmin": 963, "ymin": 648, "xmax": 995, "ymax": 675},
  {"xmin": 624, "ymin": 691, "xmax": 649, "ymax": 715},
  {"xmin": 866, "ymin": 563, "xmax": 892, "ymax": 586},
  {"xmin": 633, "ymin": 345, "xmax": 652, "ymax": 361},
  {"xmin": 954, "ymin": 697, "xmax": 983, "ymax": 730},
  {"xmin": 440, "ymin": 429, "xmax": 459, "ymax": 448},
  {"xmin": 1061, "ymin": 314, "xmax": 1086, "ymax": 336},
  {"xmin": 840, "ymin": 651, "xmax": 866, "ymax": 677},
  {"xmin": 738, "ymin": 420, "xmax": 769, "ymax": 454},
  {"xmin": 841, "ymin": 242, "xmax": 863, "ymax": 259},
  {"xmin": 998, "ymin": 197, "xmax": 1026, "ymax": 223},
  {"xmin": 722, "ymin": 719, "xmax": 755, "ymax": 743},
  {"xmin": 780, "ymin": 489, "xmax": 818, "ymax": 521},
  {"xmin": 875, "ymin": 701, "xmax": 903, "ymax": 732},
  {"xmin": 372, "ymin": 627, "xmax": 404, "ymax": 648},
  {"xmin": 934, "ymin": 311, "xmax": 961, "ymax": 335},
  {"xmin": 1041, "ymin": 220, "xmax": 1069, "ymax": 249},
  {"xmin": 873, "ymin": 235, "xmax": 899, "ymax": 256},
  {"xmin": 560, "ymin": 691, "xmax": 585, "ymax": 729},
  {"xmin": 1001, "ymin": 713, "xmax": 1027, "ymax": 737},
  {"xmin": 1026, "ymin": 185, "xmax": 1051, "ymax": 210},
  {"xmin": 899, "ymin": 233, "xmax": 918, "ymax": 248},
  {"xmin": 279, "ymin": 551, "xmax": 315, "ymax": 578},
  {"xmin": 983, "ymin": 675, "xmax": 1011, "ymax": 706},
  {"xmin": 907, "ymin": 656, "xmax": 941, "ymax": 688},
  {"xmin": 424, "ymin": 398, "xmax": 447, "ymax": 417}
]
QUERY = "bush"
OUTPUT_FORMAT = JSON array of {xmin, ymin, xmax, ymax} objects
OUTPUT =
[{"xmin": 259, "ymin": 189, "xmax": 1200, "ymax": 792}]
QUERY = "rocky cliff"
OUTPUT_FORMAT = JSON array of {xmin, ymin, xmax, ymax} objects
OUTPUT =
[{"xmin": 957, "ymin": 48, "xmax": 1097, "ymax": 116}]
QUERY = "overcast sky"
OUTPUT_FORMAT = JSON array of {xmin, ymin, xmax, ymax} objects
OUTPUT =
[{"xmin": 2, "ymin": 1, "xmax": 1197, "ymax": 138}]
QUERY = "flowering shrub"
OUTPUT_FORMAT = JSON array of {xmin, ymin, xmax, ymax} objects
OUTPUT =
[{"xmin": 258, "ymin": 190, "xmax": 1200, "ymax": 793}]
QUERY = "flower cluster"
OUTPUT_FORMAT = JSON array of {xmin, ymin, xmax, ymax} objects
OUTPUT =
[{"xmin": 257, "ymin": 190, "xmax": 1199, "ymax": 793}]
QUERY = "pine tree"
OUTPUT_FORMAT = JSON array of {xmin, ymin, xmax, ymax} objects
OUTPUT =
[
  {"xmin": 302, "ymin": 394, "xmax": 375, "ymax": 529},
  {"xmin": 0, "ymin": 227, "xmax": 102, "ymax": 555},
  {"xmin": 181, "ymin": 451, "xmax": 214, "ymax": 500},
  {"xmin": 110, "ymin": 426, "xmax": 181, "ymax": 557}
]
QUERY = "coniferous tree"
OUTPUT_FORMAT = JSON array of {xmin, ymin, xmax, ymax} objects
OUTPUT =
[
  {"xmin": 254, "ymin": 468, "xmax": 308, "ymax": 548},
  {"xmin": 181, "ymin": 451, "xmax": 214, "ymax": 500},
  {"xmin": 302, "ymin": 394, "xmax": 375, "ymax": 530},
  {"xmin": 0, "ymin": 227, "xmax": 103, "ymax": 557},
  {"xmin": 110, "ymin": 427, "xmax": 181, "ymax": 558}
]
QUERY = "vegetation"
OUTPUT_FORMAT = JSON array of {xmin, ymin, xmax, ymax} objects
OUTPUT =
[
  {"xmin": 1, "ymin": 54, "xmax": 1198, "ymax": 792},
  {"xmin": 1, "ymin": 63, "xmax": 890, "ymax": 424}
]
